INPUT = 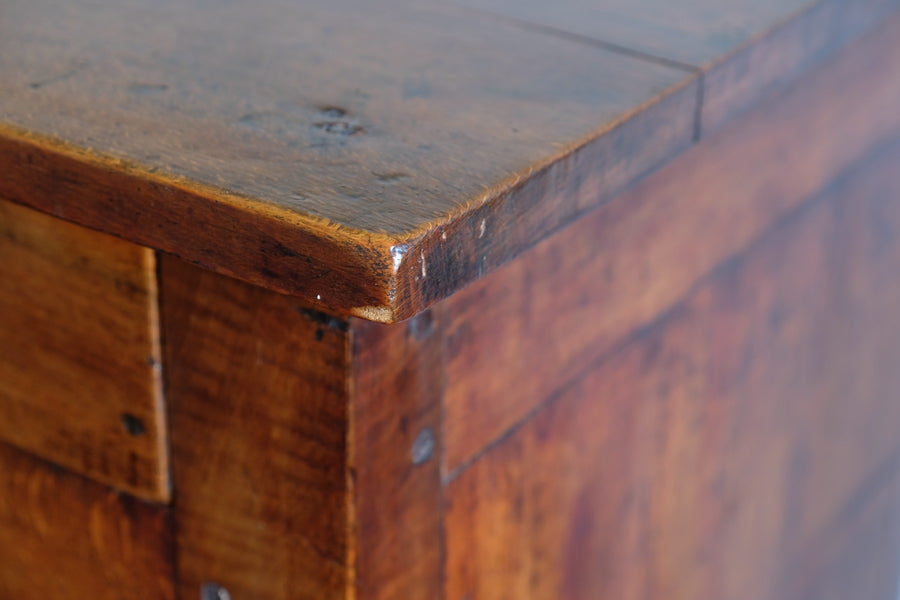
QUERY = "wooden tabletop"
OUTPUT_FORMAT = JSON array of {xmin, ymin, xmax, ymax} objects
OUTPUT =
[{"xmin": 1, "ymin": 0, "xmax": 893, "ymax": 321}]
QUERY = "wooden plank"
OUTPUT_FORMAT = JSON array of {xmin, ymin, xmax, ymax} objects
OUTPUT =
[
  {"xmin": 161, "ymin": 258, "xmax": 349, "ymax": 600},
  {"xmin": 0, "ymin": 441, "xmax": 174, "ymax": 600},
  {"xmin": 0, "ymin": 0, "xmax": 695, "ymax": 320},
  {"xmin": 349, "ymin": 310, "xmax": 444, "ymax": 599},
  {"xmin": 456, "ymin": 0, "xmax": 817, "ymax": 66},
  {"xmin": 444, "ymin": 135, "xmax": 900, "ymax": 600},
  {"xmin": 456, "ymin": 0, "xmax": 899, "ymax": 133},
  {"xmin": 0, "ymin": 198, "xmax": 166, "ymax": 501},
  {"xmin": 440, "ymin": 13, "xmax": 900, "ymax": 472}
]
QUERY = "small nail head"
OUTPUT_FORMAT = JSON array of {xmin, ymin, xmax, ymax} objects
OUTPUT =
[
  {"xmin": 411, "ymin": 428, "xmax": 435, "ymax": 465},
  {"xmin": 201, "ymin": 583, "xmax": 231, "ymax": 600}
]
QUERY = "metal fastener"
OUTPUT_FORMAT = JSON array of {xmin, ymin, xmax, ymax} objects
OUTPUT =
[
  {"xmin": 201, "ymin": 582, "xmax": 231, "ymax": 600},
  {"xmin": 411, "ymin": 427, "xmax": 435, "ymax": 465}
]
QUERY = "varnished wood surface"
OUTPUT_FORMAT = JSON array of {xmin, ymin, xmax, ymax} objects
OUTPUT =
[
  {"xmin": 161, "ymin": 258, "xmax": 349, "ymax": 600},
  {"xmin": 461, "ymin": 0, "xmax": 898, "ymax": 134},
  {"xmin": 0, "ymin": 441, "xmax": 174, "ymax": 600},
  {"xmin": 0, "ymin": 198, "xmax": 167, "ymax": 501},
  {"xmin": 1, "ymin": 0, "xmax": 889, "ymax": 320},
  {"xmin": 350, "ymin": 311, "xmax": 445, "ymax": 600},
  {"xmin": 0, "ymin": 0, "xmax": 690, "ymax": 321},
  {"xmin": 0, "ymin": 0, "xmax": 685, "ymax": 235},
  {"xmin": 445, "ymin": 130, "xmax": 900, "ymax": 600},
  {"xmin": 441, "ymin": 12, "xmax": 900, "ymax": 472},
  {"xmin": 458, "ymin": 0, "xmax": 819, "ymax": 66}
]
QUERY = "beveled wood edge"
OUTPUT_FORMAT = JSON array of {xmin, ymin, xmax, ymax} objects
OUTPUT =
[
  {"xmin": 0, "ymin": 79, "xmax": 695, "ymax": 322},
  {"xmin": 0, "ymin": 124, "xmax": 398, "ymax": 319},
  {"xmin": 1, "ymin": 0, "xmax": 892, "ymax": 323}
]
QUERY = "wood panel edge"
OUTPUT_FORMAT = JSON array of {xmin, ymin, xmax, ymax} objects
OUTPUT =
[
  {"xmin": 394, "ymin": 76, "xmax": 699, "ymax": 320},
  {"xmin": 348, "ymin": 309, "xmax": 445, "ymax": 599},
  {"xmin": 0, "ymin": 124, "xmax": 397, "ymax": 318}
]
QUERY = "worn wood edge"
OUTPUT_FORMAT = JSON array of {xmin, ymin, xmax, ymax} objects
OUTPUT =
[
  {"xmin": 0, "ymin": 124, "xmax": 398, "ymax": 320},
  {"xmin": 0, "ymin": 71, "xmax": 698, "ymax": 323},
  {"xmin": 1, "ymin": 3, "xmax": 893, "ymax": 322},
  {"xmin": 392, "ymin": 76, "xmax": 699, "ymax": 318},
  {"xmin": 397, "ymin": 0, "xmax": 900, "ymax": 319},
  {"xmin": 699, "ymin": 0, "xmax": 900, "ymax": 134}
]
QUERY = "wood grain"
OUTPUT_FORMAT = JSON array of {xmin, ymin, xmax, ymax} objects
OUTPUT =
[
  {"xmin": 0, "ymin": 441, "xmax": 174, "ymax": 600},
  {"xmin": 396, "ymin": 80, "xmax": 696, "ymax": 318},
  {"xmin": 161, "ymin": 258, "xmax": 349, "ymax": 600},
  {"xmin": 456, "ymin": 0, "xmax": 899, "ymax": 133},
  {"xmin": 0, "ymin": 0, "xmax": 694, "ymax": 321},
  {"xmin": 0, "ymin": 197, "xmax": 166, "ymax": 501},
  {"xmin": 441, "ymin": 12, "xmax": 900, "ymax": 472},
  {"xmin": 456, "ymin": 0, "xmax": 817, "ymax": 66},
  {"xmin": 778, "ymin": 456, "xmax": 900, "ymax": 600},
  {"xmin": 349, "ymin": 310, "xmax": 445, "ymax": 600},
  {"xmin": 445, "ymin": 134, "xmax": 900, "ymax": 600},
  {"xmin": 0, "ymin": 0, "xmax": 687, "ymax": 235},
  {"xmin": 2, "ymin": 1, "xmax": 896, "ymax": 322},
  {"xmin": 699, "ymin": 0, "xmax": 899, "ymax": 133},
  {"xmin": 162, "ymin": 255, "xmax": 449, "ymax": 599}
]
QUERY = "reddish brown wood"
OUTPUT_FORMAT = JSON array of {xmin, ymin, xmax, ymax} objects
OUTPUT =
[
  {"xmin": 441, "ymin": 13, "xmax": 900, "ymax": 472},
  {"xmin": 398, "ymin": 80, "xmax": 696, "ymax": 318},
  {"xmin": 161, "ymin": 255, "xmax": 451, "ymax": 599},
  {"xmin": 0, "ymin": 0, "xmax": 698, "ymax": 321},
  {"xmin": 161, "ymin": 258, "xmax": 349, "ymax": 600},
  {"xmin": 4, "ymin": 1, "xmax": 890, "ymax": 321},
  {"xmin": 445, "ymin": 134, "xmax": 900, "ymax": 600},
  {"xmin": 2, "ymin": 4, "xmax": 900, "ymax": 600},
  {"xmin": 349, "ymin": 310, "xmax": 445, "ymax": 600},
  {"xmin": 0, "ymin": 197, "xmax": 167, "ymax": 501},
  {"xmin": 0, "ymin": 441, "xmax": 174, "ymax": 599}
]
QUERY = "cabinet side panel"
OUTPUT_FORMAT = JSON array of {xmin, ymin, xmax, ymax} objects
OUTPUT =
[
  {"xmin": 445, "ymin": 135, "xmax": 900, "ymax": 599},
  {"xmin": 442, "ymin": 14, "xmax": 900, "ymax": 473},
  {"xmin": 161, "ymin": 257, "xmax": 349, "ymax": 600}
]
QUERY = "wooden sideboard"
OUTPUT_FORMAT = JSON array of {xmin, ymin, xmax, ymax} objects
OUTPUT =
[{"xmin": 2, "ymin": 0, "xmax": 900, "ymax": 598}]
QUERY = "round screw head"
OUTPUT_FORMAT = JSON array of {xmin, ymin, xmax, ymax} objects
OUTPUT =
[
  {"xmin": 201, "ymin": 583, "xmax": 231, "ymax": 600},
  {"xmin": 411, "ymin": 427, "xmax": 435, "ymax": 465}
]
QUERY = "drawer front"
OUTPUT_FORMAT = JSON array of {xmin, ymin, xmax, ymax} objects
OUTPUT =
[{"xmin": 0, "ymin": 198, "xmax": 167, "ymax": 502}]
